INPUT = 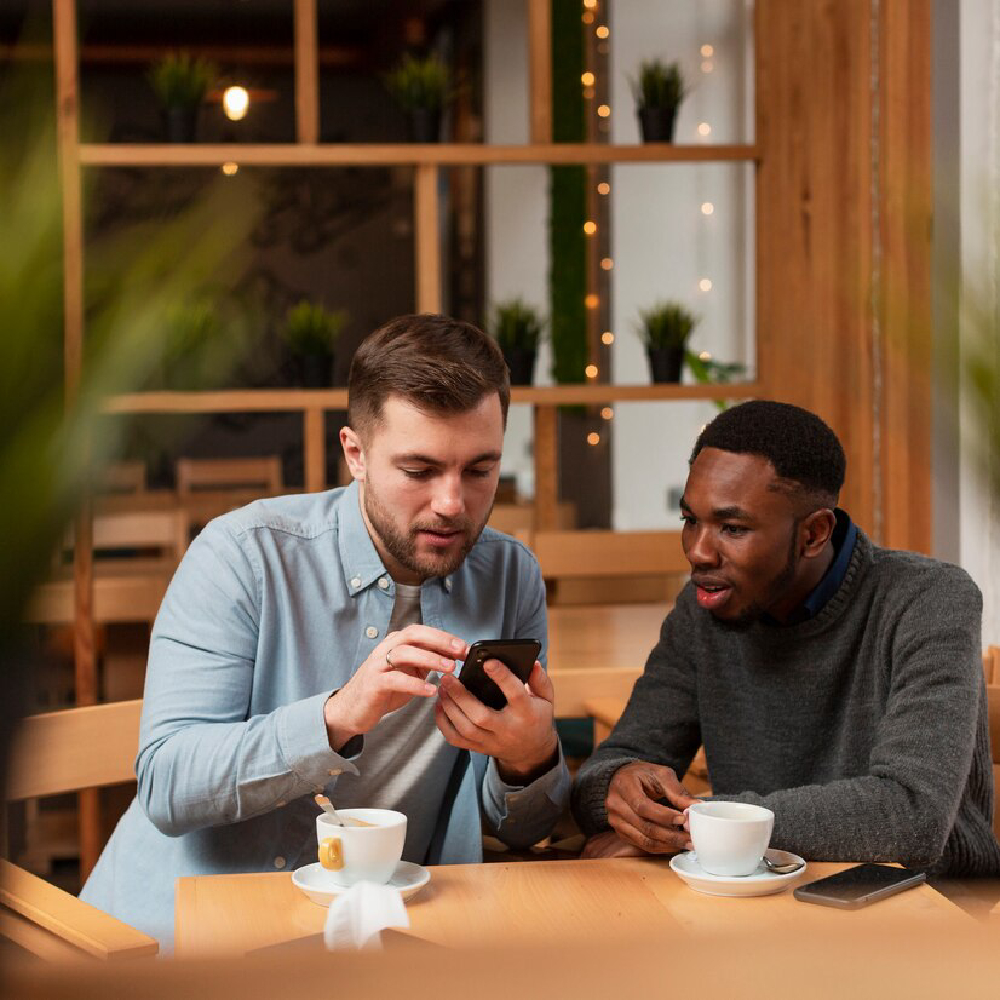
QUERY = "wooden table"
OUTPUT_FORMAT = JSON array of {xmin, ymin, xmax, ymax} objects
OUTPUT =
[
  {"xmin": 174, "ymin": 857, "xmax": 971, "ymax": 957},
  {"xmin": 547, "ymin": 602, "xmax": 665, "ymax": 672}
]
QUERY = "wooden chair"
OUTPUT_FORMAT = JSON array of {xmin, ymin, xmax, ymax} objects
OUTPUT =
[
  {"xmin": 176, "ymin": 456, "xmax": 284, "ymax": 497},
  {"xmin": 100, "ymin": 461, "xmax": 146, "ymax": 495},
  {"xmin": 3, "ymin": 700, "xmax": 157, "ymax": 960},
  {"xmin": 517, "ymin": 529, "xmax": 688, "ymax": 605}
]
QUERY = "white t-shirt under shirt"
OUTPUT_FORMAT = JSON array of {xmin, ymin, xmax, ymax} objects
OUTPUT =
[{"xmin": 327, "ymin": 582, "xmax": 462, "ymax": 865}]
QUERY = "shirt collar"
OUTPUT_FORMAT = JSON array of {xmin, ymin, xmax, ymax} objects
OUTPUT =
[{"xmin": 795, "ymin": 508, "xmax": 857, "ymax": 622}]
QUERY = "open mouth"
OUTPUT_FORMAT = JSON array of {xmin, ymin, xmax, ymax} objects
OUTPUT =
[
  {"xmin": 418, "ymin": 528, "xmax": 463, "ymax": 548},
  {"xmin": 693, "ymin": 581, "xmax": 733, "ymax": 610}
]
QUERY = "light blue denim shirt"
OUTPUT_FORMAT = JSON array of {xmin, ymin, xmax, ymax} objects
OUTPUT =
[{"xmin": 81, "ymin": 481, "xmax": 570, "ymax": 948}]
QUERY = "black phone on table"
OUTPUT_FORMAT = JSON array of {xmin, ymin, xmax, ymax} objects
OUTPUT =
[
  {"xmin": 792, "ymin": 863, "xmax": 926, "ymax": 909},
  {"xmin": 458, "ymin": 638, "xmax": 541, "ymax": 710}
]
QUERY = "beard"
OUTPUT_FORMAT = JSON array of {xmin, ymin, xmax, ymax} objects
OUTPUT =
[
  {"xmin": 718, "ymin": 522, "xmax": 801, "ymax": 629},
  {"xmin": 362, "ymin": 478, "xmax": 491, "ymax": 581}
]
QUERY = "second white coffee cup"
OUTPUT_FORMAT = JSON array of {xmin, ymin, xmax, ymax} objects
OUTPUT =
[
  {"xmin": 315, "ymin": 808, "xmax": 407, "ymax": 886},
  {"xmin": 687, "ymin": 801, "xmax": 774, "ymax": 877}
]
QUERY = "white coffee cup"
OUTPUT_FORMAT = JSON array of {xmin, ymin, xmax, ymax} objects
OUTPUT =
[
  {"xmin": 315, "ymin": 808, "xmax": 407, "ymax": 887},
  {"xmin": 687, "ymin": 801, "xmax": 774, "ymax": 877}
]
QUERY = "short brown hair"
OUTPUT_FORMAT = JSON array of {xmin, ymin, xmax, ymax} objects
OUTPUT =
[{"xmin": 348, "ymin": 314, "xmax": 511, "ymax": 437}]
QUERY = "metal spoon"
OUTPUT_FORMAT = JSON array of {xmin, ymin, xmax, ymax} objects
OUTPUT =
[
  {"xmin": 314, "ymin": 792, "xmax": 346, "ymax": 827},
  {"xmin": 761, "ymin": 855, "xmax": 805, "ymax": 875}
]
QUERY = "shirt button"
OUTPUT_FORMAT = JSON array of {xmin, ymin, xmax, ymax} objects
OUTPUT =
[
  {"xmin": 274, "ymin": 856, "xmax": 286, "ymax": 869},
  {"xmin": 378, "ymin": 577, "xmax": 389, "ymax": 590},
  {"xmin": 444, "ymin": 577, "xmax": 453, "ymax": 592},
  {"xmin": 366, "ymin": 626, "xmax": 378, "ymax": 639},
  {"xmin": 350, "ymin": 576, "xmax": 361, "ymax": 589}
]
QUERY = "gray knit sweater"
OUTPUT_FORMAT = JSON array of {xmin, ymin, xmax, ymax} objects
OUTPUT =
[{"xmin": 572, "ymin": 529, "xmax": 1000, "ymax": 876}]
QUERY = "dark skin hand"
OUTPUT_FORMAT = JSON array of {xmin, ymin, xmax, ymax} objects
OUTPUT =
[{"xmin": 583, "ymin": 762, "xmax": 701, "ymax": 859}]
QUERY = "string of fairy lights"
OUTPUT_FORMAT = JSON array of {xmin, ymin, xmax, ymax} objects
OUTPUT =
[{"xmin": 579, "ymin": 1, "xmax": 719, "ymax": 446}]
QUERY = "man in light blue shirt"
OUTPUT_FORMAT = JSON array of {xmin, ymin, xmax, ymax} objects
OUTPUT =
[{"xmin": 82, "ymin": 314, "xmax": 570, "ymax": 947}]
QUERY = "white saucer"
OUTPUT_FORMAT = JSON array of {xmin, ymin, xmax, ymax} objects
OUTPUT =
[
  {"xmin": 292, "ymin": 861, "xmax": 431, "ymax": 907},
  {"xmin": 669, "ymin": 849, "xmax": 807, "ymax": 897}
]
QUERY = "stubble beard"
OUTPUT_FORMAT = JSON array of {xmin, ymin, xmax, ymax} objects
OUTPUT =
[
  {"xmin": 362, "ymin": 479, "xmax": 490, "ymax": 581},
  {"xmin": 716, "ymin": 523, "xmax": 801, "ymax": 630}
]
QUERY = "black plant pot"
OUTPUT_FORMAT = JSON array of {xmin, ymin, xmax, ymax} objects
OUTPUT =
[
  {"xmin": 164, "ymin": 105, "xmax": 200, "ymax": 143},
  {"xmin": 503, "ymin": 347, "xmax": 537, "ymax": 386},
  {"xmin": 298, "ymin": 352, "xmax": 334, "ymax": 388},
  {"xmin": 407, "ymin": 107, "xmax": 442, "ymax": 143},
  {"xmin": 647, "ymin": 345, "xmax": 685, "ymax": 384},
  {"xmin": 637, "ymin": 106, "xmax": 677, "ymax": 143}
]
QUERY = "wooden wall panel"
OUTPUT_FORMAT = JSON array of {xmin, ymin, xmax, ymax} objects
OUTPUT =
[{"xmin": 756, "ymin": 1, "xmax": 930, "ymax": 551}]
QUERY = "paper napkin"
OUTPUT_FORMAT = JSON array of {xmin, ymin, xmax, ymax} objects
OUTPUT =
[{"xmin": 322, "ymin": 881, "xmax": 409, "ymax": 950}]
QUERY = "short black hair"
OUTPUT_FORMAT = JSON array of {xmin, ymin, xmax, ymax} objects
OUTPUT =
[{"xmin": 691, "ymin": 400, "xmax": 846, "ymax": 506}]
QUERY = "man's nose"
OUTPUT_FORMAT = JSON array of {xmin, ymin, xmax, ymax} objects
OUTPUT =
[
  {"xmin": 685, "ymin": 525, "xmax": 720, "ymax": 568},
  {"xmin": 432, "ymin": 477, "xmax": 465, "ymax": 517}
]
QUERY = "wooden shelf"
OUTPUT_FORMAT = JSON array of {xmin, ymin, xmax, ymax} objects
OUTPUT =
[
  {"xmin": 79, "ymin": 142, "xmax": 759, "ymax": 168},
  {"xmin": 101, "ymin": 383, "xmax": 760, "ymax": 415}
]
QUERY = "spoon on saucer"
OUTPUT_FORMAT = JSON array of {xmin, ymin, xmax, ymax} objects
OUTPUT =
[
  {"xmin": 761, "ymin": 855, "xmax": 805, "ymax": 875},
  {"xmin": 314, "ymin": 793, "xmax": 346, "ymax": 827}
]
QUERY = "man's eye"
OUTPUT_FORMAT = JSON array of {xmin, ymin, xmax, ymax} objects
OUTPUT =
[
  {"xmin": 679, "ymin": 514, "xmax": 695, "ymax": 527},
  {"xmin": 466, "ymin": 467, "xmax": 493, "ymax": 478},
  {"xmin": 721, "ymin": 524, "xmax": 748, "ymax": 536},
  {"xmin": 402, "ymin": 469, "xmax": 433, "ymax": 480}
]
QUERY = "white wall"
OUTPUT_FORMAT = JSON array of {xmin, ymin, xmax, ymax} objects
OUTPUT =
[{"xmin": 954, "ymin": 0, "xmax": 1000, "ymax": 644}]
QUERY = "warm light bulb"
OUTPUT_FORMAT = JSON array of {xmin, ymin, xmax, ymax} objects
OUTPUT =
[
  {"xmin": 585, "ymin": 364, "xmax": 599, "ymax": 379},
  {"xmin": 587, "ymin": 431, "xmax": 601, "ymax": 446},
  {"xmin": 698, "ymin": 122, "xmax": 712, "ymax": 137},
  {"xmin": 596, "ymin": 25, "xmax": 609, "ymax": 39},
  {"xmin": 584, "ymin": 220, "xmax": 597, "ymax": 235},
  {"xmin": 597, "ymin": 104, "xmax": 611, "ymax": 117},
  {"xmin": 597, "ymin": 181, "xmax": 610, "ymax": 195},
  {"xmin": 221, "ymin": 161, "xmax": 239, "ymax": 176},
  {"xmin": 701, "ymin": 202, "xmax": 715, "ymax": 215},
  {"xmin": 223, "ymin": 85, "xmax": 250, "ymax": 122},
  {"xmin": 582, "ymin": 11, "xmax": 594, "ymax": 23},
  {"xmin": 701, "ymin": 44, "xmax": 714, "ymax": 57},
  {"xmin": 601, "ymin": 331, "xmax": 614, "ymax": 345},
  {"xmin": 581, "ymin": 71, "xmax": 595, "ymax": 87},
  {"xmin": 600, "ymin": 257, "xmax": 613, "ymax": 270},
  {"xmin": 583, "ymin": 0, "xmax": 598, "ymax": 8},
  {"xmin": 702, "ymin": 60, "xmax": 714, "ymax": 73},
  {"xmin": 699, "ymin": 277, "xmax": 713, "ymax": 291},
  {"xmin": 584, "ymin": 293, "xmax": 599, "ymax": 309},
  {"xmin": 601, "ymin": 406, "xmax": 614, "ymax": 420},
  {"xmin": 699, "ymin": 351, "xmax": 713, "ymax": 361}
]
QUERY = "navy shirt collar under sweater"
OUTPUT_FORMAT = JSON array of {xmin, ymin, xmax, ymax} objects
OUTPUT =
[{"xmin": 765, "ymin": 508, "xmax": 857, "ymax": 626}]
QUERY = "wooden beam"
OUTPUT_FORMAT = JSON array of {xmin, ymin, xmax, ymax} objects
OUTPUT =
[
  {"xmin": 414, "ymin": 163, "xmax": 441, "ymax": 313},
  {"xmin": 303, "ymin": 407, "xmax": 325, "ymax": 493},
  {"xmin": 878, "ymin": 0, "xmax": 932, "ymax": 553},
  {"xmin": 533, "ymin": 404, "xmax": 558, "ymax": 530},
  {"xmin": 293, "ymin": 0, "xmax": 319, "ymax": 144},
  {"xmin": 527, "ymin": 0, "xmax": 552, "ymax": 144}
]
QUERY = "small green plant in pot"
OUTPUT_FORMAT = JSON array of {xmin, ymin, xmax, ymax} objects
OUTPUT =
[
  {"xmin": 491, "ymin": 299, "xmax": 544, "ymax": 385},
  {"xmin": 384, "ymin": 52, "xmax": 451, "ymax": 142},
  {"xmin": 282, "ymin": 300, "xmax": 347, "ymax": 388},
  {"xmin": 630, "ymin": 59, "xmax": 685, "ymax": 142},
  {"xmin": 637, "ymin": 301, "xmax": 698, "ymax": 383},
  {"xmin": 148, "ymin": 51, "xmax": 217, "ymax": 143}
]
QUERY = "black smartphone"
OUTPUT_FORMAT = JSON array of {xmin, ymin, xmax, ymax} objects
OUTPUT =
[
  {"xmin": 458, "ymin": 638, "xmax": 541, "ymax": 710},
  {"xmin": 793, "ymin": 863, "xmax": 926, "ymax": 909}
]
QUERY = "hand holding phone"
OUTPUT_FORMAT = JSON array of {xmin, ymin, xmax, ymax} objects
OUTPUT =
[
  {"xmin": 458, "ymin": 638, "xmax": 541, "ymax": 710},
  {"xmin": 793, "ymin": 863, "xmax": 926, "ymax": 909}
]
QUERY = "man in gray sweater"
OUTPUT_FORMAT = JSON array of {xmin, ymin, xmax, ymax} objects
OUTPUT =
[{"xmin": 572, "ymin": 401, "xmax": 1000, "ymax": 876}]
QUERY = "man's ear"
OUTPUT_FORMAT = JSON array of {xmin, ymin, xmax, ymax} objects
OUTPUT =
[
  {"xmin": 800, "ymin": 508, "xmax": 836, "ymax": 558},
  {"xmin": 339, "ymin": 425, "xmax": 367, "ymax": 482}
]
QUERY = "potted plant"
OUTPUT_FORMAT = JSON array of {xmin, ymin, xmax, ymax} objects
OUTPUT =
[
  {"xmin": 384, "ymin": 52, "xmax": 451, "ymax": 142},
  {"xmin": 148, "ymin": 51, "xmax": 217, "ymax": 143},
  {"xmin": 637, "ymin": 301, "xmax": 698, "ymax": 383},
  {"xmin": 282, "ymin": 300, "xmax": 347, "ymax": 388},
  {"xmin": 685, "ymin": 351, "xmax": 746, "ymax": 410},
  {"xmin": 491, "ymin": 299, "xmax": 544, "ymax": 385},
  {"xmin": 630, "ymin": 59, "xmax": 685, "ymax": 142}
]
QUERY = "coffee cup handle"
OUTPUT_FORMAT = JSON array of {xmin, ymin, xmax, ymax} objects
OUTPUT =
[{"xmin": 318, "ymin": 836, "xmax": 344, "ymax": 871}]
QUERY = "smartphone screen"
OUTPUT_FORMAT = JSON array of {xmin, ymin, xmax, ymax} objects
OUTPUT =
[
  {"xmin": 793, "ymin": 863, "xmax": 926, "ymax": 909},
  {"xmin": 458, "ymin": 638, "xmax": 541, "ymax": 710}
]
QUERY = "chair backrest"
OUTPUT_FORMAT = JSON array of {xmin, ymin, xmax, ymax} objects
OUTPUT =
[
  {"xmin": 518, "ymin": 530, "xmax": 688, "ymax": 579},
  {"xmin": 7, "ymin": 700, "xmax": 142, "ymax": 801},
  {"xmin": 176, "ymin": 456, "xmax": 283, "ymax": 497},
  {"xmin": 100, "ymin": 461, "xmax": 146, "ymax": 495},
  {"xmin": 550, "ymin": 667, "xmax": 641, "ymax": 719},
  {"xmin": 63, "ymin": 510, "xmax": 190, "ymax": 568}
]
